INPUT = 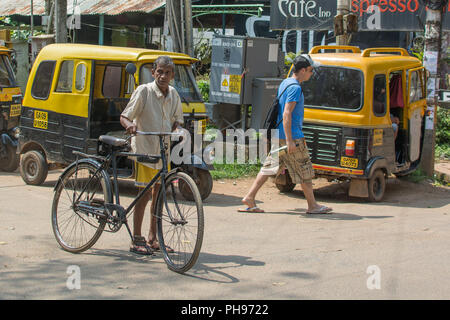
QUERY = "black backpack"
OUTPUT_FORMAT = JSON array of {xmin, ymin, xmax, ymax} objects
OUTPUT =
[{"xmin": 262, "ymin": 83, "xmax": 300, "ymax": 134}]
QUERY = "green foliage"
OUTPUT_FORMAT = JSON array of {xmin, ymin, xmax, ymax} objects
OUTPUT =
[
  {"xmin": 194, "ymin": 37, "xmax": 212, "ymax": 76},
  {"xmin": 211, "ymin": 161, "xmax": 261, "ymax": 180},
  {"xmin": 196, "ymin": 79, "xmax": 209, "ymax": 102},
  {"xmin": 2, "ymin": 17, "xmax": 44, "ymax": 40},
  {"xmin": 436, "ymin": 106, "xmax": 450, "ymax": 159},
  {"xmin": 285, "ymin": 52, "xmax": 297, "ymax": 67},
  {"xmin": 436, "ymin": 106, "xmax": 450, "ymax": 145}
]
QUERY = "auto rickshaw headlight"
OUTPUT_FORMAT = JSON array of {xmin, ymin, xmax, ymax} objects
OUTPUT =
[{"xmin": 345, "ymin": 139, "xmax": 355, "ymax": 156}]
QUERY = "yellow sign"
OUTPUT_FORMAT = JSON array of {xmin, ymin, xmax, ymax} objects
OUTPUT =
[
  {"xmin": 221, "ymin": 78, "xmax": 228, "ymax": 87},
  {"xmin": 33, "ymin": 110, "xmax": 48, "ymax": 129},
  {"xmin": 9, "ymin": 104, "xmax": 21, "ymax": 117},
  {"xmin": 373, "ymin": 129, "xmax": 383, "ymax": 146},
  {"xmin": 340, "ymin": 156, "xmax": 358, "ymax": 168},
  {"xmin": 229, "ymin": 75, "xmax": 241, "ymax": 94}
]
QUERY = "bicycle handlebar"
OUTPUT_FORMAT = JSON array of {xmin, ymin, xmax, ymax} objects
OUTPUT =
[{"xmin": 136, "ymin": 130, "xmax": 183, "ymax": 137}]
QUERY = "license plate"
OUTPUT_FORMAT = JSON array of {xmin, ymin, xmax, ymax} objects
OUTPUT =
[
  {"xmin": 9, "ymin": 104, "xmax": 21, "ymax": 117},
  {"xmin": 197, "ymin": 119, "xmax": 206, "ymax": 134},
  {"xmin": 340, "ymin": 156, "xmax": 358, "ymax": 168},
  {"xmin": 33, "ymin": 110, "xmax": 48, "ymax": 129}
]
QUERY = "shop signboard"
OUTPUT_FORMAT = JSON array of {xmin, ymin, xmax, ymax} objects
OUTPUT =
[{"xmin": 270, "ymin": 0, "xmax": 450, "ymax": 31}]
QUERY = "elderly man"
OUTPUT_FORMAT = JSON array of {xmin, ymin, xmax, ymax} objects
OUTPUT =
[{"xmin": 120, "ymin": 56, "xmax": 183, "ymax": 255}]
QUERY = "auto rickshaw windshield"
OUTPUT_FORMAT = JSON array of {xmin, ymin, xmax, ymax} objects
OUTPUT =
[
  {"xmin": 0, "ymin": 55, "xmax": 15, "ymax": 88},
  {"xmin": 139, "ymin": 63, "xmax": 202, "ymax": 102},
  {"xmin": 290, "ymin": 65, "xmax": 364, "ymax": 111}
]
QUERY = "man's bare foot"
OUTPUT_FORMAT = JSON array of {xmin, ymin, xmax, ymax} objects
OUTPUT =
[
  {"xmin": 306, "ymin": 205, "xmax": 333, "ymax": 214},
  {"xmin": 238, "ymin": 197, "xmax": 265, "ymax": 213},
  {"xmin": 242, "ymin": 197, "xmax": 257, "ymax": 209}
]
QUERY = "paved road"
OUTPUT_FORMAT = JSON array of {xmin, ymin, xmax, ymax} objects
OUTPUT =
[{"xmin": 0, "ymin": 169, "xmax": 449, "ymax": 300}]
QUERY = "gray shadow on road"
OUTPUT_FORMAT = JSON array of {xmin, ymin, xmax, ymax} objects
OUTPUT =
[
  {"xmin": 241, "ymin": 208, "xmax": 394, "ymax": 220},
  {"xmin": 281, "ymin": 178, "xmax": 450, "ymax": 209},
  {"xmin": 185, "ymin": 252, "xmax": 265, "ymax": 283},
  {"xmin": 86, "ymin": 248, "xmax": 265, "ymax": 284},
  {"xmin": 203, "ymin": 192, "xmax": 244, "ymax": 206},
  {"xmin": 279, "ymin": 271, "xmax": 319, "ymax": 280}
]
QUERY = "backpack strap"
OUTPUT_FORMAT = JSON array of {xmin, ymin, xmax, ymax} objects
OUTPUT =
[{"xmin": 274, "ymin": 82, "xmax": 301, "ymax": 129}]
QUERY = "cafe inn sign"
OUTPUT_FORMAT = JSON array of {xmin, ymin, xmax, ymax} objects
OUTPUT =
[{"xmin": 270, "ymin": 0, "xmax": 450, "ymax": 31}]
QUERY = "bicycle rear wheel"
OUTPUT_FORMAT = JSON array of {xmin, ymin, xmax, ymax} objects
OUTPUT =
[
  {"xmin": 52, "ymin": 161, "xmax": 112, "ymax": 253},
  {"xmin": 156, "ymin": 172, "xmax": 204, "ymax": 273}
]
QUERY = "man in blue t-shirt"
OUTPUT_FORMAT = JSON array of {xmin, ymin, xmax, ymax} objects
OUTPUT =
[{"xmin": 239, "ymin": 55, "xmax": 332, "ymax": 214}]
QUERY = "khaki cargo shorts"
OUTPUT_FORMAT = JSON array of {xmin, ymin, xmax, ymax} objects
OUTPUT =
[{"xmin": 260, "ymin": 138, "xmax": 314, "ymax": 184}]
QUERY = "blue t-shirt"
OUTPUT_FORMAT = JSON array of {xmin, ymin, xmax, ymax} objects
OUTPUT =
[{"xmin": 276, "ymin": 78, "xmax": 303, "ymax": 140}]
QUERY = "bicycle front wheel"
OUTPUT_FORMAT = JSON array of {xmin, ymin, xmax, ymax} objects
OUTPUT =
[
  {"xmin": 52, "ymin": 161, "xmax": 112, "ymax": 253},
  {"xmin": 156, "ymin": 172, "xmax": 204, "ymax": 273}
]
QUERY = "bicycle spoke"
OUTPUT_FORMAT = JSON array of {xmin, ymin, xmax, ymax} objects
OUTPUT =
[{"xmin": 52, "ymin": 162, "xmax": 109, "ymax": 253}]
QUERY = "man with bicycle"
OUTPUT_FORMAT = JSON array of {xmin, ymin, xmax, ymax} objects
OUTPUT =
[{"xmin": 120, "ymin": 56, "xmax": 183, "ymax": 255}]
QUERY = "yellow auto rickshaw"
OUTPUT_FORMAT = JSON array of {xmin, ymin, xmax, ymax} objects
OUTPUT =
[
  {"xmin": 18, "ymin": 43, "xmax": 213, "ymax": 199},
  {"xmin": 277, "ymin": 45, "xmax": 427, "ymax": 201},
  {"xmin": 0, "ymin": 45, "xmax": 21, "ymax": 172}
]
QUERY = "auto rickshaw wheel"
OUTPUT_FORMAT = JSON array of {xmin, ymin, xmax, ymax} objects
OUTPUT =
[
  {"xmin": 275, "ymin": 170, "xmax": 296, "ymax": 193},
  {"xmin": 20, "ymin": 150, "xmax": 48, "ymax": 186},
  {"xmin": 179, "ymin": 168, "xmax": 213, "ymax": 201},
  {"xmin": 368, "ymin": 169, "xmax": 386, "ymax": 202},
  {"xmin": 0, "ymin": 144, "xmax": 19, "ymax": 172}
]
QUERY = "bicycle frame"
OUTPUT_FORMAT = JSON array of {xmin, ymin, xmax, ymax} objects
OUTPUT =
[{"xmin": 71, "ymin": 132, "xmax": 180, "ymax": 240}]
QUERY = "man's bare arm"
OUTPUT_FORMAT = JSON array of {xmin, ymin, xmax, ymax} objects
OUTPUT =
[
  {"xmin": 120, "ymin": 115, "xmax": 136, "ymax": 134},
  {"xmin": 283, "ymin": 101, "xmax": 297, "ymax": 153}
]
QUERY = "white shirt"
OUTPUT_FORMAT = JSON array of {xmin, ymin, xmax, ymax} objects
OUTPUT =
[{"xmin": 121, "ymin": 81, "xmax": 183, "ymax": 169}]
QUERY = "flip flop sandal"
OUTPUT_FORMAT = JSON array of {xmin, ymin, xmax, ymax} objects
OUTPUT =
[
  {"xmin": 306, "ymin": 205, "xmax": 333, "ymax": 214},
  {"xmin": 130, "ymin": 236, "xmax": 154, "ymax": 255},
  {"xmin": 237, "ymin": 206, "xmax": 265, "ymax": 213},
  {"xmin": 148, "ymin": 240, "xmax": 174, "ymax": 253}
]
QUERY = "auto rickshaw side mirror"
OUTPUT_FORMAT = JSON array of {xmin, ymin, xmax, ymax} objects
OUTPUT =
[{"xmin": 126, "ymin": 63, "xmax": 137, "ymax": 75}]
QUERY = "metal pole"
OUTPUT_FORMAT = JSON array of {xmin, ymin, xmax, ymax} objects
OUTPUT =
[
  {"xmin": 421, "ymin": 5, "xmax": 443, "ymax": 176},
  {"xmin": 98, "ymin": 14, "xmax": 104, "ymax": 45},
  {"xmin": 222, "ymin": 0, "xmax": 226, "ymax": 35}
]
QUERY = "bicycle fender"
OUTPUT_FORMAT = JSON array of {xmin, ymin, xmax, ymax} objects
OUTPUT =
[
  {"xmin": 189, "ymin": 154, "xmax": 214, "ymax": 171},
  {"xmin": 54, "ymin": 158, "xmax": 111, "ymax": 192}
]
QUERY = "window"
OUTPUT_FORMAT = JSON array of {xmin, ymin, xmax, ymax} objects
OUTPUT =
[
  {"xmin": 31, "ymin": 60, "xmax": 56, "ymax": 99},
  {"xmin": 56, "ymin": 60, "xmax": 74, "ymax": 92},
  {"xmin": 139, "ymin": 63, "xmax": 202, "ymax": 102},
  {"xmin": 373, "ymin": 74, "xmax": 387, "ymax": 116},
  {"xmin": 75, "ymin": 63, "xmax": 87, "ymax": 91},
  {"xmin": 300, "ymin": 66, "xmax": 363, "ymax": 110},
  {"xmin": 103, "ymin": 65, "xmax": 122, "ymax": 98},
  {"xmin": 409, "ymin": 69, "xmax": 425, "ymax": 103}
]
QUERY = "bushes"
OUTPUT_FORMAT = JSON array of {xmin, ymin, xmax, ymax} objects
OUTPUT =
[
  {"xmin": 436, "ymin": 106, "xmax": 450, "ymax": 159},
  {"xmin": 197, "ymin": 79, "xmax": 209, "ymax": 102}
]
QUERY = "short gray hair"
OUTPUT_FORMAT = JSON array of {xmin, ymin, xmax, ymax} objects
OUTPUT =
[{"xmin": 153, "ymin": 56, "xmax": 175, "ymax": 71}]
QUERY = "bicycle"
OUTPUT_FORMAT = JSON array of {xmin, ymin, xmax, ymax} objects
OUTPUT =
[{"xmin": 51, "ymin": 131, "xmax": 204, "ymax": 273}]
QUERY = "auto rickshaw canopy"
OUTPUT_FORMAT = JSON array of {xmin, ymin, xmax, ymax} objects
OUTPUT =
[{"xmin": 35, "ymin": 43, "xmax": 198, "ymax": 65}]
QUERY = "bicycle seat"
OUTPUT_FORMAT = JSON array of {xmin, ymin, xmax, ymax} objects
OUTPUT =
[
  {"xmin": 137, "ymin": 155, "xmax": 160, "ymax": 164},
  {"xmin": 99, "ymin": 135, "xmax": 128, "ymax": 147}
]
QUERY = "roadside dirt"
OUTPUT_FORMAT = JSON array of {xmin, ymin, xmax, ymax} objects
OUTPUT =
[{"xmin": 207, "ymin": 175, "xmax": 450, "ymax": 212}]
